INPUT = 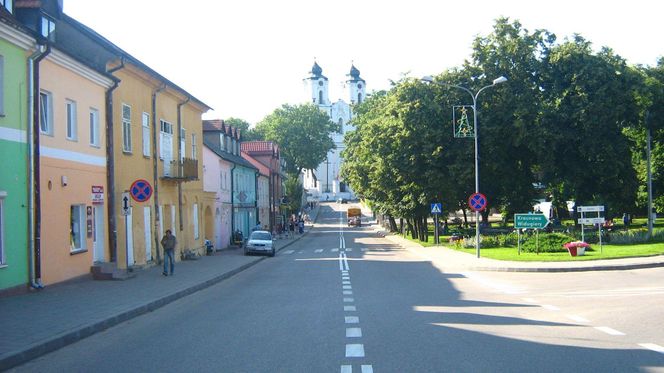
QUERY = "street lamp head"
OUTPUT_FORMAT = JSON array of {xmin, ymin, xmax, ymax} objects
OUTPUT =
[
  {"xmin": 493, "ymin": 76, "xmax": 508, "ymax": 85},
  {"xmin": 421, "ymin": 75, "xmax": 434, "ymax": 83}
]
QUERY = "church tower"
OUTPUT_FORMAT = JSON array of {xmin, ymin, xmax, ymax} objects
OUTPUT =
[
  {"xmin": 347, "ymin": 64, "xmax": 366, "ymax": 105},
  {"xmin": 305, "ymin": 61, "xmax": 330, "ymax": 107}
]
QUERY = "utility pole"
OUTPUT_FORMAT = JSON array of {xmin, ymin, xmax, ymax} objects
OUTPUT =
[{"xmin": 646, "ymin": 111, "xmax": 654, "ymax": 238}]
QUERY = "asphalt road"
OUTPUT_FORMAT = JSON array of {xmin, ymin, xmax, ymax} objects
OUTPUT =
[{"xmin": 12, "ymin": 203, "xmax": 664, "ymax": 372}]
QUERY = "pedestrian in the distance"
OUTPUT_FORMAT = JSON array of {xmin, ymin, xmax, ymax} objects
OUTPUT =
[
  {"xmin": 298, "ymin": 219, "xmax": 304, "ymax": 234},
  {"xmin": 161, "ymin": 229, "xmax": 176, "ymax": 276},
  {"xmin": 289, "ymin": 219, "xmax": 295, "ymax": 238}
]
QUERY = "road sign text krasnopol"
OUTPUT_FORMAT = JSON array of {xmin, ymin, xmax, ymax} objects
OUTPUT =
[{"xmin": 514, "ymin": 214, "xmax": 549, "ymax": 229}]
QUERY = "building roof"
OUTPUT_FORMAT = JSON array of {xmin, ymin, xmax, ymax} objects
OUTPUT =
[
  {"xmin": 241, "ymin": 141, "xmax": 279, "ymax": 156},
  {"xmin": 203, "ymin": 138, "xmax": 257, "ymax": 171},
  {"xmin": 241, "ymin": 152, "xmax": 269, "ymax": 176},
  {"xmin": 203, "ymin": 119, "xmax": 241, "ymax": 139}
]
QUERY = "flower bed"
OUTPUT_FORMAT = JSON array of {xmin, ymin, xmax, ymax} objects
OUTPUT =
[{"xmin": 563, "ymin": 241, "xmax": 591, "ymax": 256}]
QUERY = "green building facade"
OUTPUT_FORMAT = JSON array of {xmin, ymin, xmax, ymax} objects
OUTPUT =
[{"xmin": 0, "ymin": 22, "xmax": 34, "ymax": 293}]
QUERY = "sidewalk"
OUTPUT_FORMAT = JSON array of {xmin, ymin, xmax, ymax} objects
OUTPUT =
[
  {"xmin": 379, "ymin": 225, "xmax": 664, "ymax": 273},
  {"xmin": 0, "ymin": 207, "xmax": 319, "ymax": 371}
]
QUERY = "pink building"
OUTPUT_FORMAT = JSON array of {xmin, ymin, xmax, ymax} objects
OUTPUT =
[{"xmin": 202, "ymin": 121, "xmax": 233, "ymax": 250}]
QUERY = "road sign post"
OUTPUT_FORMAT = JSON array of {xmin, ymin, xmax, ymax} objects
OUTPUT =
[
  {"xmin": 121, "ymin": 192, "xmax": 131, "ymax": 216},
  {"xmin": 514, "ymin": 213, "xmax": 550, "ymax": 255},
  {"xmin": 431, "ymin": 203, "xmax": 442, "ymax": 245},
  {"xmin": 577, "ymin": 206, "xmax": 605, "ymax": 253}
]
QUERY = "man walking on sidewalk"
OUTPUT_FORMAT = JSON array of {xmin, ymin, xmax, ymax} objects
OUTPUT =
[{"xmin": 161, "ymin": 229, "xmax": 177, "ymax": 276}]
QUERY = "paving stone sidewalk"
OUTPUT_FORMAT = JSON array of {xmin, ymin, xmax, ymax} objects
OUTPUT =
[{"xmin": 0, "ymin": 207, "xmax": 318, "ymax": 371}]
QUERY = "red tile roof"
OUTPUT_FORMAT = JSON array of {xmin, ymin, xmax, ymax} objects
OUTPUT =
[{"xmin": 242, "ymin": 141, "xmax": 279, "ymax": 156}]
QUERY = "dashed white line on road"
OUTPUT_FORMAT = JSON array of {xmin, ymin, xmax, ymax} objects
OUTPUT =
[
  {"xmin": 361, "ymin": 365, "xmax": 374, "ymax": 373},
  {"xmin": 332, "ymin": 248, "xmax": 339, "ymax": 252},
  {"xmin": 343, "ymin": 281, "xmax": 351, "ymax": 285},
  {"xmin": 346, "ymin": 344, "xmax": 365, "ymax": 357},
  {"xmin": 542, "ymin": 304, "xmax": 560, "ymax": 311},
  {"xmin": 346, "ymin": 248, "xmax": 353, "ymax": 252},
  {"xmin": 346, "ymin": 328, "xmax": 362, "ymax": 337},
  {"xmin": 566, "ymin": 314, "xmax": 590, "ymax": 323},
  {"xmin": 344, "ymin": 298, "xmax": 354, "ymax": 302},
  {"xmin": 342, "ymin": 276, "xmax": 350, "ymax": 281},
  {"xmin": 344, "ymin": 306, "xmax": 356, "ymax": 311},
  {"xmin": 343, "ymin": 290, "xmax": 353, "ymax": 295},
  {"xmin": 345, "ymin": 316, "xmax": 360, "ymax": 324},
  {"xmin": 343, "ymin": 285, "xmax": 352, "ymax": 290},
  {"xmin": 595, "ymin": 326, "xmax": 625, "ymax": 336},
  {"xmin": 282, "ymin": 250, "xmax": 295, "ymax": 255},
  {"xmin": 639, "ymin": 343, "xmax": 664, "ymax": 354},
  {"xmin": 315, "ymin": 249, "xmax": 324, "ymax": 253}
]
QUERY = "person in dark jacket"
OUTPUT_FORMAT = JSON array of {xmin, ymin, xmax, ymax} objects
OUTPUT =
[{"xmin": 161, "ymin": 229, "xmax": 177, "ymax": 276}]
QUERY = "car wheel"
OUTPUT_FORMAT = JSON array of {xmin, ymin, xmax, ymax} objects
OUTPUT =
[{"xmin": 269, "ymin": 248, "xmax": 275, "ymax": 257}]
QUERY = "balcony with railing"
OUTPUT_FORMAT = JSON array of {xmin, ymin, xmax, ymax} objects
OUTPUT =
[{"xmin": 162, "ymin": 158, "xmax": 198, "ymax": 181}]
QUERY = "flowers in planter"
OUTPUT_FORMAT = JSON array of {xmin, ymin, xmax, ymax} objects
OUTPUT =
[{"xmin": 563, "ymin": 241, "xmax": 590, "ymax": 256}]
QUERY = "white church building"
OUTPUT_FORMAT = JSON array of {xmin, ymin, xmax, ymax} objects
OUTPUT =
[{"xmin": 301, "ymin": 61, "xmax": 366, "ymax": 201}]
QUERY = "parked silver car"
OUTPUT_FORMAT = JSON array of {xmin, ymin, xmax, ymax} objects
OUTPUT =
[{"xmin": 244, "ymin": 230, "xmax": 275, "ymax": 257}]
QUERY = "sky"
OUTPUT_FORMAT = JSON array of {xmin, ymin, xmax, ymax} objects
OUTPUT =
[{"xmin": 63, "ymin": 0, "xmax": 663, "ymax": 125}]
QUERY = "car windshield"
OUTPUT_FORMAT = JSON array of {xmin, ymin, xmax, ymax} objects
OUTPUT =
[{"xmin": 250, "ymin": 232, "xmax": 271, "ymax": 241}]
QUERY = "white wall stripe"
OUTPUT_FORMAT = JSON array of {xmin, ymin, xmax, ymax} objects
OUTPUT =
[
  {"xmin": 40, "ymin": 146, "xmax": 106, "ymax": 166},
  {"xmin": 0, "ymin": 127, "xmax": 27, "ymax": 143}
]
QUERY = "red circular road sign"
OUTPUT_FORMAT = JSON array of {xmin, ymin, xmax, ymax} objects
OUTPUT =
[
  {"xmin": 468, "ymin": 192, "xmax": 487, "ymax": 212},
  {"xmin": 130, "ymin": 179, "xmax": 153, "ymax": 203}
]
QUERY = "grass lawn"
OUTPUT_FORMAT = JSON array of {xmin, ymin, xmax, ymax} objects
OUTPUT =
[{"xmin": 398, "ymin": 233, "xmax": 664, "ymax": 261}]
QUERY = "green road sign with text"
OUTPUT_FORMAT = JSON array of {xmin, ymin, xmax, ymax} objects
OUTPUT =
[{"xmin": 514, "ymin": 213, "xmax": 549, "ymax": 229}]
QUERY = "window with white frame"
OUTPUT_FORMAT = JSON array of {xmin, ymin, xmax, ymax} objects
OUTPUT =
[
  {"xmin": 193, "ymin": 203, "xmax": 199, "ymax": 240},
  {"xmin": 142, "ymin": 112, "xmax": 150, "ymax": 157},
  {"xmin": 89, "ymin": 108, "xmax": 99, "ymax": 146},
  {"xmin": 219, "ymin": 134, "xmax": 225, "ymax": 151},
  {"xmin": 159, "ymin": 120, "xmax": 173, "ymax": 160},
  {"xmin": 0, "ymin": 191, "xmax": 5, "ymax": 265},
  {"xmin": 39, "ymin": 91, "xmax": 53, "ymax": 135},
  {"xmin": 70, "ymin": 204, "xmax": 86, "ymax": 252},
  {"xmin": 180, "ymin": 127, "xmax": 186, "ymax": 161},
  {"xmin": 122, "ymin": 104, "xmax": 131, "ymax": 152},
  {"xmin": 0, "ymin": 55, "xmax": 4, "ymax": 116},
  {"xmin": 40, "ymin": 14, "xmax": 55, "ymax": 41},
  {"xmin": 191, "ymin": 134, "xmax": 197, "ymax": 160},
  {"xmin": 66, "ymin": 100, "xmax": 77, "ymax": 140},
  {"xmin": 1, "ymin": 0, "xmax": 13, "ymax": 13}
]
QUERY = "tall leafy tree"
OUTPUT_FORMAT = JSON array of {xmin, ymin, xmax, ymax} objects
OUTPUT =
[
  {"xmin": 254, "ymin": 104, "xmax": 337, "ymax": 176},
  {"xmin": 539, "ymin": 36, "xmax": 639, "ymax": 216}
]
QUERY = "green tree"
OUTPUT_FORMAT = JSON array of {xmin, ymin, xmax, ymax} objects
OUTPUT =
[
  {"xmin": 282, "ymin": 175, "xmax": 304, "ymax": 215},
  {"xmin": 254, "ymin": 104, "xmax": 337, "ymax": 176},
  {"xmin": 225, "ymin": 117, "xmax": 262, "ymax": 141}
]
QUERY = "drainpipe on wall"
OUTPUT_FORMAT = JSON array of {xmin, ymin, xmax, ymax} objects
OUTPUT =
[
  {"xmin": 176, "ymin": 97, "xmax": 190, "ymax": 232},
  {"xmin": 255, "ymin": 170, "xmax": 259, "ymax": 225},
  {"xmin": 230, "ymin": 164, "xmax": 236, "ymax": 239},
  {"xmin": 152, "ymin": 85, "xmax": 165, "ymax": 264},
  {"xmin": 27, "ymin": 43, "xmax": 50, "ymax": 289},
  {"xmin": 105, "ymin": 58, "xmax": 125, "ymax": 264}
]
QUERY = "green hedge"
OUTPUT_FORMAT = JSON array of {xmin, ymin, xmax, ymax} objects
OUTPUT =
[{"xmin": 520, "ymin": 232, "xmax": 577, "ymax": 253}]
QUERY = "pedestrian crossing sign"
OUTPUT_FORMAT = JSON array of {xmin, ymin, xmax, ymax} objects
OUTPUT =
[{"xmin": 431, "ymin": 203, "xmax": 442, "ymax": 214}]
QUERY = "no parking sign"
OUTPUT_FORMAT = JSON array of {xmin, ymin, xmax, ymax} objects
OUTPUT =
[
  {"xmin": 468, "ymin": 193, "xmax": 487, "ymax": 212},
  {"xmin": 130, "ymin": 179, "xmax": 153, "ymax": 203}
]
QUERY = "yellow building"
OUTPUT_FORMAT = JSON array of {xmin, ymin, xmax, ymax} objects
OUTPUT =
[{"xmin": 107, "ymin": 62, "xmax": 212, "ymax": 271}]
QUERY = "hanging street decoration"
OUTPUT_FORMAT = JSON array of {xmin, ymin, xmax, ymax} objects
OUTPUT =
[{"xmin": 453, "ymin": 105, "xmax": 475, "ymax": 138}]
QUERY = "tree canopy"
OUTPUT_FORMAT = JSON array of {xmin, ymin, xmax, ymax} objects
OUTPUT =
[{"xmin": 254, "ymin": 103, "xmax": 337, "ymax": 176}]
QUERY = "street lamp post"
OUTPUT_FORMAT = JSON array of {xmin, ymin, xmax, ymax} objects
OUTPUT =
[{"xmin": 422, "ymin": 75, "xmax": 507, "ymax": 258}]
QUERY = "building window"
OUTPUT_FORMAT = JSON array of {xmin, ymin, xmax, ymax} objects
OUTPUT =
[
  {"xmin": 122, "ymin": 104, "xmax": 131, "ymax": 153},
  {"xmin": 66, "ymin": 100, "xmax": 77, "ymax": 140},
  {"xmin": 40, "ymin": 15, "xmax": 55, "ymax": 41},
  {"xmin": 219, "ymin": 134, "xmax": 225, "ymax": 151},
  {"xmin": 0, "ymin": 55, "xmax": 4, "ymax": 116},
  {"xmin": 193, "ymin": 203, "xmax": 199, "ymax": 240},
  {"xmin": 319, "ymin": 90, "xmax": 323, "ymax": 104},
  {"xmin": 338, "ymin": 118, "xmax": 343, "ymax": 134},
  {"xmin": 191, "ymin": 134, "xmax": 197, "ymax": 160},
  {"xmin": 39, "ymin": 91, "xmax": 53, "ymax": 135},
  {"xmin": 89, "ymin": 108, "xmax": 99, "ymax": 147},
  {"xmin": 180, "ymin": 127, "xmax": 186, "ymax": 161},
  {"xmin": 0, "ymin": 191, "xmax": 5, "ymax": 265},
  {"xmin": 358, "ymin": 93, "xmax": 362, "ymax": 104},
  {"xmin": 142, "ymin": 112, "xmax": 150, "ymax": 157},
  {"xmin": 70, "ymin": 205, "xmax": 86, "ymax": 252},
  {"xmin": 159, "ymin": 120, "xmax": 173, "ymax": 160},
  {"xmin": 1, "ymin": 0, "xmax": 12, "ymax": 13}
]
